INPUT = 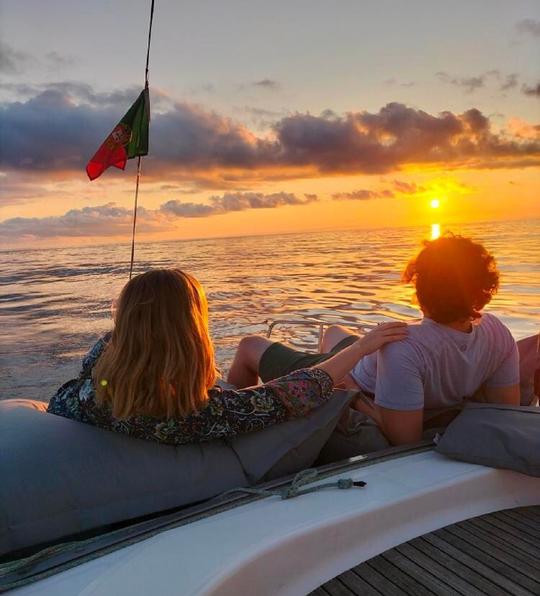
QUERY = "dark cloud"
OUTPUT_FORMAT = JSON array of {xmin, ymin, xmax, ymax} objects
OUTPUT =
[
  {"xmin": 437, "ymin": 70, "xmax": 524, "ymax": 94},
  {"xmin": 1, "ymin": 87, "xmax": 539, "ymax": 180},
  {"xmin": 0, "ymin": 43, "xmax": 76, "ymax": 76},
  {"xmin": 500, "ymin": 74, "xmax": 519, "ymax": 91},
  {"xmin": 0, "ymin": 42, "xmax": 32, "ymax": 74},
  {"xmin": 522, "ymin": 82, "xmax": 540, "ymax": 97},
  {"xmin": 0, "ymin": 81, "xmax": 155, "ymax": 107},
  {"xmin": 516, "ymin": 19, "xmax": 540, "ymax": 37},
  {"xmin": 252, "ymin": 79, "xmax": 280, "ymax": 90},
  {"xmin": 332, "ymin": 189, "xmax": 394, "ymax": 201},
  {"xmin": 436, "ymin": 71, "xmax": 488, "ymax": 93}
]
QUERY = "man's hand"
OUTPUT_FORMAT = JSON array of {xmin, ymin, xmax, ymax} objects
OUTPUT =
[{"xmin": 357, "ymin": 322, "xmax": 408, "ymax": 356}]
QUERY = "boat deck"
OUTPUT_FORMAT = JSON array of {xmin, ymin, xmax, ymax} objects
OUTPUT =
[{"xmin": 312, "ymin": 506, "xmax": 540, "ymax": 596}]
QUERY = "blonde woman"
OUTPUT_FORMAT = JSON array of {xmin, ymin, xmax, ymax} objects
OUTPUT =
[{"xmin": 48, "ymin": 269, "xmax": 406, "ymax": 445}]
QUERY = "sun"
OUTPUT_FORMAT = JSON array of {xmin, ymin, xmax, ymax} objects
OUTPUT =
[{"xmin": 430, "ymin": 198, "xmax": 440, "ymax": 209}]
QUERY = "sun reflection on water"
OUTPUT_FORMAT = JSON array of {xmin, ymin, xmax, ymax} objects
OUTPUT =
[{"xmin": 431, "ymin": 223, "xmax": 441, "ymax": 239}]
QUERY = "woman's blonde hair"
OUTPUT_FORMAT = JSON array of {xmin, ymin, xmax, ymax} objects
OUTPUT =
[{"xmin": 93, "ymin": 269, "xmax": 217, "ymax": 419}]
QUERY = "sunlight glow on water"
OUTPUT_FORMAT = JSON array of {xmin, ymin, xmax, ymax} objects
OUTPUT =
[
  {"xmin": 1, "ymin": 219, "xmax": 538, "ymax": 401},
  {"xmin": 431, "ymin": 223, "xmax": 441, "ymax": 239}
]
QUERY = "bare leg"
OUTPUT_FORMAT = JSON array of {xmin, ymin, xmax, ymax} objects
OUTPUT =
[
  {"xmin": 321, "ymin": 324, "xmax": 360, "ymax": 352},
  {"xmin": 227, "ymin": 335, "xmax": 274, "ymax": 389}
]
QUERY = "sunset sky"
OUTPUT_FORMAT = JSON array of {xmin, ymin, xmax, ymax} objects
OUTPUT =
[{"xmin": 1, "ymin": 0, "xmax": 539, "ymax": 248}]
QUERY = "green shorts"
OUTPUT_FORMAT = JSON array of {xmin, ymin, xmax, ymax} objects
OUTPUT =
[{"xmin": 259, "ymin": 335, "xmax": 358, "ymax": 383}]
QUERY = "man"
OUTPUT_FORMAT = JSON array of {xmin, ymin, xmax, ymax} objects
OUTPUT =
[{"xmin": 228, "ymin": 234, "xmax": 520, "ymax": 448}]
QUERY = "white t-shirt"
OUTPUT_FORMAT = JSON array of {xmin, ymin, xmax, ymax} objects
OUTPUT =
[{"xmin": 350, "ymin": 313, "xmax": 519, "ymax": 413}]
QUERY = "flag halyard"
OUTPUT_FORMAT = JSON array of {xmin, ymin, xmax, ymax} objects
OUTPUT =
[{"xmin": 86, "ymin": 88, "xmax": 150, "ymax": 181}]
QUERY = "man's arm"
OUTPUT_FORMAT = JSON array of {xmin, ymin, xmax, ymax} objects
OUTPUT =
[
  {"xmin": 353, "ymin": 397, "xmax": 423, "ymax": 445},
  {"xmin": 471, "ymin": 383, "xmax": 520, "ymax": 406},
  {"xmin": 476, "ymin": 339, "xmax": 520, "ymax": 406}
]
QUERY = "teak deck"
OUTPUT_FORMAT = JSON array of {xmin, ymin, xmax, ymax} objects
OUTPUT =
[{"xmin": 312, "ymin": 506, "xmax": 540, "ymax": 596}]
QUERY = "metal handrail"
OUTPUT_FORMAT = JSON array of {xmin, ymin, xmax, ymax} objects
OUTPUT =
[{"xmin": 265, "ymin": 319, "xmax": 373, "ymax": 351}]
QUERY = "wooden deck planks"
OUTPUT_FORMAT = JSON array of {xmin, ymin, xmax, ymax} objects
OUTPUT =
[
  {"xmin": 334, "ymin": 570, "xmax": 382, "ymax": 596},
  {"xmin": 365, "ymin": 554, "xmax": 437, "ymax": 596},
  {"xmin": 397, "ymin": 539, "xmax": 495, "ymax": 595},
  {"xmin": 311, "ymin": 506, "xmax": 540, "ymax": 596},
  {"xmin": 444, "ymin": 522, "xmax": 540, "ymax": 581},
  {"xmin": 380, "ymin": 546, "xmax": 464, "ymax": 595},
  {"xmin": 465, "ymin": 516, "xmax": 540, "ymax": 560}
]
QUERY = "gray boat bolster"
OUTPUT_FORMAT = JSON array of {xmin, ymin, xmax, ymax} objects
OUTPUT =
[
  {"xmin": 435, "ymin": 403, "xmax": 540, "ymax": 477},
  {"xmin": 0, "ymin": 391, "xmax": 349, "ymax": 559}
]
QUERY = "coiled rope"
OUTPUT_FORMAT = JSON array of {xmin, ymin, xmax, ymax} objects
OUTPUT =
[{"xmin": 222, "ymin": 469, "xmax": 366, "ymax": 500}]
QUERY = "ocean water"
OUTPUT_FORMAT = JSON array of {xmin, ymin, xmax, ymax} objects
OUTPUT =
[{"xmin": 1, "ymin": 219, "xmax": 539, "ymax": 402}]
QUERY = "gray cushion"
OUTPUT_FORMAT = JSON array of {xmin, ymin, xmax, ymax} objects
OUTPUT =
[
  {"xmin": 517, "ymin": 334, "xmax": 539, "ymax": 406},
  {"xmin": 231, "ymin": 390, "xmax": 351, "ymax": 481},
  {"xmin": 0, "ymin": 392, "xmax": 347, "ymax": 556},
  {"xmin": 434, "ymin": 403, "xmax": 540, "ymax": 477}
]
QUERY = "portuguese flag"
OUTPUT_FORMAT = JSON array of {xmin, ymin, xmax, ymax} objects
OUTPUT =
[{"xmin": 86, "ymin": 87, "xmax": 150, "ymax": 181}]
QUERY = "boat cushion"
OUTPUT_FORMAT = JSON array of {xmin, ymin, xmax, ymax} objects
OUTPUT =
[
  {"xmin": 435, "ymin": 403, "xmax": 540, "ymax": 477},
  {"xmin": 0, "ymin": 392, "xmax": 348, "ymax": 557},
  {"xmin": 517, "ymin": 334, "xmax": 539, "ymax": 406}
]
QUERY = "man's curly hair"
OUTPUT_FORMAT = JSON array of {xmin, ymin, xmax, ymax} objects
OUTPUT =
[{"xmin": 403, "ymin": 234, "xmax": 499, "ymax": 324}]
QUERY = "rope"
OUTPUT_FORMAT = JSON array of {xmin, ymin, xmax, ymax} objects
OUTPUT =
[
  {"xmin": 221, "ymin": 469, "xmax": 366, "ymax": 500},
  {"xmin": 128, "ymin": 0, "xmax": 155, "ymax": 279}
]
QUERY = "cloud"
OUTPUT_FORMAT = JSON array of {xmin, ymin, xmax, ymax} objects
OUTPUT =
[
  {"xmin": 436, "ymin": 70, "xmax": 522, "ymax": 94},
  {"xmin": 161, "ymin": 191, "xmax": 317, "ymax": 217},
  {"xmin": 384, "ymin": 78, "xmax": 416, "ymax": 87},
  {"xmin": 522, "ymin": 82, "xmax": 540, "ymax": 97},
  {"xmin": 391, "ymin": 179, "xmax": 424, "ymax": 194},
  {"xmin": 331, "ymin": 179, "xmax": 423, "ymax": 201},
  {"xmin": 507, "ymin": 117, "xmax": 540, "ymax": 140},
  {"xmin": 0, "ymin": 43, "xmax": 76, "ymax": 76},
  {"xmin": 332, "ymin": 189, "xmax": 394, "ymax": 200},
  {"xmin": 160, "ymin": 200, "xmax": 215, "ymax": 218},
  {"xmin": 252, "ymin": 79, "xmax": 280, "ymax": 90},
  {"xmin": 0, "ymin": 203, "xmax": 170, "ymax": 240},
  {"xmin": 0, "ymin": 42, "xmax": 32, "ymax": 74},
  {"xmin": 500, "ymin": 74, "xmax": 519, "ymax": 91},
  {"xmin": 516, "ymin": 19, "xmax": 540, "ymax": 37},
  {"xmin": 1, "ymin": 87, "xmax": 539, "ymax": 183},
  {"xmin": 436, "ymin": 71, "xmax": 491, "ymax": 93},
  {"xmin": 0, "ymin": 80, "xmax": 171, "ymax": 108},
  {"xmin": 0, "ymin": 192, "xmax": 318, "ymax": 241}
]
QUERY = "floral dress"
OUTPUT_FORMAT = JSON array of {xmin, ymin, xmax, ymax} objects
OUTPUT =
[{"xmin": 47, "ymin": 334, "xmax": 334, "ymax": 445}]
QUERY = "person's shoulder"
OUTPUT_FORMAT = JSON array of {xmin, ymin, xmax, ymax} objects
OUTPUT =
[
  {"xmin": 478, "ymin": 313, "xmax": 514, "ymax": 339},
  {"xmin": 379, "ymin": 332, "xmax": 424, "ymax": 364},
  {"xmin": 82, "ymin": 332, "xmax": 112, "ymax": 372}
]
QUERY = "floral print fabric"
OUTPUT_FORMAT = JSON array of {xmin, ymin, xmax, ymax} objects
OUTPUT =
[{"xmin": 47, "ymin": 334, "xmax": 334, "ymax": 445}]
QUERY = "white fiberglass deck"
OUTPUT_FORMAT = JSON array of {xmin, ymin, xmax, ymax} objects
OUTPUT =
[{"xmin": 12, "ymin": 450, "xmax": 540, "ymax": 596}]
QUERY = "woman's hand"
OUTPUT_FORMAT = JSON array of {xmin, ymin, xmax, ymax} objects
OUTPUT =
[
  {"xmin": 355, "ymin": 322, "xmax": 408, "ymax": 356},
  {"xmin": 316, "ymin": 321, "xmax": 407, "ymax": 385}
]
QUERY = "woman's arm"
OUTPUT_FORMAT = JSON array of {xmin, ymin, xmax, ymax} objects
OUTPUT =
[{"xmin": 193, "ymin": 323, "xmax": 408, "ymax": 442}]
